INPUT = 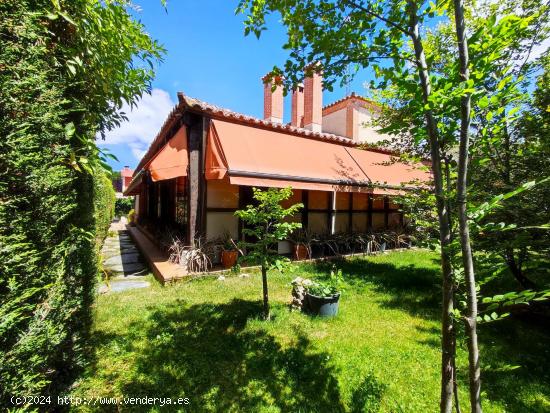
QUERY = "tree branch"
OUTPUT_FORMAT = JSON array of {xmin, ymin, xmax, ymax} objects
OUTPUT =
[{"xmin": 343, "ymin": 0, "xmax": 412, "ymax": 36}]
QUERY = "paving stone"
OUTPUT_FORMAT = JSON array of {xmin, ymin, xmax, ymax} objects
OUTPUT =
[
  {"xmin": 110, "ymin": 280, "xmax": 150, "ymax": 292},
  {"xmin": 98, "ymin": 279, "xmax": 150, "ymax": 293},
  {"xmin": 112, "ymin": 272, "xmax": 148, "ymax": 280},
  {"xmin": 103, "ymin": 253, "xmax": 142, "ymax": 267},
  {"xmin": 99, "ymin": 223, "xmax": 151, "ymax": 291},
  {"xmin": 108, "ymin": 262, "xmax": 147, "ymax": 274}
]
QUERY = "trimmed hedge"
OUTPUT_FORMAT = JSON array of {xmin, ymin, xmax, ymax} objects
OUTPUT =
[
  {"xmin": 95, "ymin": 172, "xmax": 116, "ymax": 246},
  {"xmin": 0, "ymin": 0, "xmax": 162, "ymax": 406}
]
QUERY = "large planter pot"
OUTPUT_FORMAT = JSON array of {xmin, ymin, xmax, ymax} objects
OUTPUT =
[
  {"xmin": 221, "ymin": 250, "xmax": 238, "ymax": 269},
  {"xmin": 306, "ymin": 292, "xmax": 340, "ymax": 317},
  {"xmin": 293, "ymin": 243, "xmax": 310, "ymax": 260}
]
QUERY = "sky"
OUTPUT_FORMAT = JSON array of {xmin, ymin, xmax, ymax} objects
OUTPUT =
[
  {"xmin": 99, "ymin": 1, "xmax": 549, "ymax": 171},
  {"xmin": 98, "ymin": 0, "xmax": 373, "ymax": 171}
]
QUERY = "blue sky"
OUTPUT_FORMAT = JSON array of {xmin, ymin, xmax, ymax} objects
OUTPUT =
[{"xmin": 99, "ymin": 0, "xmax": 372, "ymax": 170}]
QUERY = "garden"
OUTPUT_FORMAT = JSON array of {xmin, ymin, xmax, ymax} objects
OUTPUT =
[{"xmin": 70, "ymin": 249, "xmax": 550, "ymax": 412}]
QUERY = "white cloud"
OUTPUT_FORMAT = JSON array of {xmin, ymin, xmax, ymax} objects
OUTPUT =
[
  {"xmin": 529, "ymin": 36, "xmax": 550, "ymax": 62},
  {"xmin": 100, "ymin": 88, "xmax": 175, "ymax": 160}
]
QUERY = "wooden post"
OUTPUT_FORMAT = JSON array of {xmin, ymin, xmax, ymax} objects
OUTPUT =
[
  {"xmin": 328, "ymin": 191, "xmax": 336, "ymax": 234},
  {"xmin": 302, "ymin": 190, "xmax": 309, "ymax": 230},
  {"xmin": 367, "ymin": 193, "xmax": 373, "ymax": 231},
  {"xmin": 348, "ymin": 192, "xmax": 353, "ymax": 233},
  {"xmin": 187, "ymin": 114, "xmax": 207, "ymax": 246},
  {"xmin": 384, "ymin": 196, "xmax": 390, "ymax": 229}
]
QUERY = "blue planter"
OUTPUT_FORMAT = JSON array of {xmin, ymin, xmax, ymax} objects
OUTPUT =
[{"xmin": 306, "ymin": 292, "xmax": 340, "ymax": 317}]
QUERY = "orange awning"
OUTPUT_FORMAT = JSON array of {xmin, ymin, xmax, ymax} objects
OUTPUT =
[
  {"xmin": 347, "ymin": 146, "xmax": 431, "ymax": 188},
  {"xmin": 147, "ymin": 125, "xmax": 188, "ymax": 182},
  {"xmin": 206, "ymin": 119, "xmax": 429, "ymax": 193}
]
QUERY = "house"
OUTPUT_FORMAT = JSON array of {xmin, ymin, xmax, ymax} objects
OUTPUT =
[
  {"xmin": 113, "ymin": 166, "xmax": 134, "ymax": 198},
  {"xmin": 121, "ymin": 166, "xmax": 134, "ymax": 193},
  {"xmin": 124, "ymin": 69, "xmax": 429, "ymax": 256}
]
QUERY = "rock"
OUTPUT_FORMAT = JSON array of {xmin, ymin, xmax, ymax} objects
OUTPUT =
[
  {"xmin": 290, "ymin": 277, "xmax": 314, "ymax": 311},
  {"xmin": 217, "ymin": 275, "xmax": 226, "ymax": 281}
]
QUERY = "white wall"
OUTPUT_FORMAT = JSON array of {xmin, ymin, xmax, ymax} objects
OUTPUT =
[
  {"xmin": 355, "ymin": 107, "xmax": 392, "ymax": 144},
  {"xmin": 322, "ymin": 108, "xmax": 347, "ymax": 137}
]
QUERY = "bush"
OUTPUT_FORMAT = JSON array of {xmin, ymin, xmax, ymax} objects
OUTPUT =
[
  {"xmin": 127, "ymin": 209, "xmax": 136, "ymax": 225},
  {"xmin": 115, "ymin": 197, "xmax": 134, "ymax": 217}
]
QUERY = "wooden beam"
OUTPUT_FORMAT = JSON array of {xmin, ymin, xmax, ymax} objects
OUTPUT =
[
  {"xmin": 328, "ymin": 191, "xmax": 336, "ymax": 234},
  {"xmin": 187, "ymin": 114, "xmax": 207, "ymax": 245},
  {"xmin": 384, "ymin": 195, "xmax": 390, "ymax": 229},
  {"xmin": 302, "ymin": 190, "xmax": 309, "ymax": 230},
  {"xmin": 367, "ymin": 193, "xmax": 373, "ymax": 231},
  {"xmin": 348, "ymin": 193, "xmax": 353, "ymax": 233}
]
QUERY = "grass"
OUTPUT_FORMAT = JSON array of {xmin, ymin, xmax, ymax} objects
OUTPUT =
[{"xmin": 71, "ymin": 250, "xmax": 550, "ymax": 412}]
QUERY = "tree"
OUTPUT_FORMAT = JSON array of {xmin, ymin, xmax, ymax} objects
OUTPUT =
[
  {"xmin": 235, "ymin": 187, "xmax": 303, "ymax": 320},
  {"xmin": 236, "ymin": 1, "xmax": 539, "ymax": 410},
  {"xmin": 0, "ymin": 0, "xmax": 163, "ymax": 402}
]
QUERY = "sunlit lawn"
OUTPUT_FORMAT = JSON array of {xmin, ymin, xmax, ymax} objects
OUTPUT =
[{"xmin": 71, "ymin": 250, "xmax": 550, "ymax": 412}]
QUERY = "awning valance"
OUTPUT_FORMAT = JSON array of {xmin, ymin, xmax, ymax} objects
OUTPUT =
[
  {"xmin": 123, "ymin": 170, "xmax": 144, "ymax": 196},
  {"xmin": 205, "ymin": 119, "xmax": 428, "ymax": 193},
  {"xmin": 147, "ymin": 125, "xmax": 188, "ymax": 182}
]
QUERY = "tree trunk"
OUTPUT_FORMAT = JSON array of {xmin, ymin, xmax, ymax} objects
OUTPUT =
[
  {"xmin": 261, "ymin": 264, "xmax": 270, "ymax": 320},
  {"xmin": 407, "ymin": 3, "xmax": 455, "ymax": 412},
  {"xmin": 504, "ymin": 248, "xmax": 537, "ymax": 289},
  {"xmin": 453, "ymin": 0, "xmax": 482, "ymax": 411}
]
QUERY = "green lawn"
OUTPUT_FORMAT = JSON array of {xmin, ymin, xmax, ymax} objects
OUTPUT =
[{"xmin": 71, "ymin": 250, "xmax": 550, "ymax": 412}]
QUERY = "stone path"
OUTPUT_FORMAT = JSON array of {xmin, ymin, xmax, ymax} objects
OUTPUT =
[{"xmin": 98, "ymin": 217, "xmax": 151, "ymax": 293}]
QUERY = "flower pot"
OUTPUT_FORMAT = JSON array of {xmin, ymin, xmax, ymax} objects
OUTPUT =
[
  {"xmin": 221, "ymin": 250, "xmax": 238, "ymax": 269},
  {"xmin": 293, "ymin": 243, "xmax": 310, "ymax": 260},
  {"xmin": 306, "ymin": 292, "xmax": 340, "ymax": 317}
]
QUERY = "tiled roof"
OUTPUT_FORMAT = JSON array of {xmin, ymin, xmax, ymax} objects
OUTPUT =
[
  {"xmin": 133, "ymin": 91, "xmax": 395, "ymax": 177},
  {"xmin": 180, "ymin": 93, "xmax": 354, "ymax": 145},
  {"xmin": 322, "ymin": 92, "xmax": 381, "ymax": 113}
]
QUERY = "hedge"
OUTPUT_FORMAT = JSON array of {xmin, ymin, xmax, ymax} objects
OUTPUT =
[{"xmin": 0, "ymin": 0, "xmax": 162, "ymax": 406}]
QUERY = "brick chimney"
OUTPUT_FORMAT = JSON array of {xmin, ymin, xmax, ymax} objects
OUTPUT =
[
  {"xmin": 120, "ymin": 166, "xmax": 134, "ymax": 192},
  {"xmin": 303, "ymin": 66, "xmax": 323, "ymax": 132},
  {"xmin": 263, "ymin": 74, "xmax": 284, "ymax": 123},
  {"xmin": 291, "ymin": 84, "xmax": 304, "ymax": 128}
]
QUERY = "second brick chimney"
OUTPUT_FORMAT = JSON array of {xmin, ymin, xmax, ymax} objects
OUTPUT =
[
  {"xmin": 263, "ymin": 74, "xmax": 284, "ymax": 123},
  {"xmin": 303, "ymin": 66, "xmax": 323, "ymax": 132},
  {"xmin": 291, "ymin": 84, "xmax": 304, "ymax": 128}
]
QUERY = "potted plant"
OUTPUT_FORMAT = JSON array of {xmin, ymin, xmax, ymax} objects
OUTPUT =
[
  {"xmin": 305, "ymin": 266, "xmax": 344, "ymax": 317},
  {"xmin": 290, "ymin": 229, "xmax": 313, "ymax": 260},
  {"xmin": 220, "ymin": 233, "xmax": 240, "ymax": 269}
]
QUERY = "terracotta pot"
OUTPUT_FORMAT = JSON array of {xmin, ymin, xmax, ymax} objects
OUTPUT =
[
  {"xmin": 293, "ymin": 243, "xmax": 310, "ymax": 260},
  {"xmin": 221, "ymin": 249, "xmax": 238, "ymax": 269}
]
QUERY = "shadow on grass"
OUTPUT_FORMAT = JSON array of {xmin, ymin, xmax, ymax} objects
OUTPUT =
[
  {"xmin": 87, "ymin": 298, "xmax": 383, "ymax": 412},
  {"xmin": 303, "ymin": 256, "xmax": 441, "ymax": 319},
  {"xmin": 475, "ymin": 315, "xmax": 550, "ymax": 412}
]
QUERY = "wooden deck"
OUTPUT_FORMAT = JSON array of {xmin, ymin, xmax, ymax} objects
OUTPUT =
[{"xmin": 126, "ymin": 225, "xmax": 188, "ymax": 284}]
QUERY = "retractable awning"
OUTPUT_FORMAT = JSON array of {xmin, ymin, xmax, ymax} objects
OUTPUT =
[
  {"xmin": 347, "ymin": 146, "xmax": 430, "ymax": 188},
  {"xmin": 147, "ymin": 125, "xmax": 188, "ymax": 182},
  {"xmin": 206, "ymin": 119, "xmax": 428, "ymax": 193}
]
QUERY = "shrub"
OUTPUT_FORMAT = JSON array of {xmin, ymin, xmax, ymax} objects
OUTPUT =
[
  {"xmin": 127, "ymin": 209, "xmax": 136, "ymax": 225},
  {"xmin": 115, "ymin": 197, "xmax": 134, "ymax": 217}
]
